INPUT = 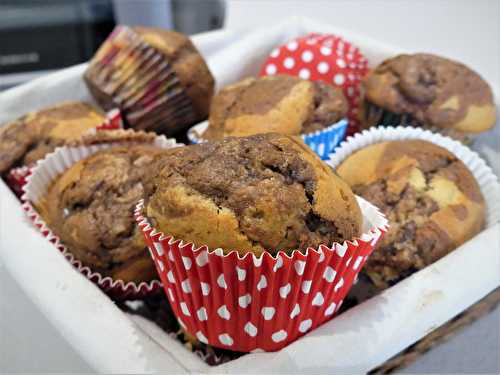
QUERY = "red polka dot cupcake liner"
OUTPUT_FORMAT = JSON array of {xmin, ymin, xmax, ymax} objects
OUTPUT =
[
  {"xmin": 260, "ymin": 32, "xmax": 369, "ymax": 136},
  {"xmin": 21, "ymin": 131, "xmax": 181, "ymax": 300},
  {"xmin": 135, "ymin": 197, "xmax": 388, "ymax": 352},
  {"xmin": 4, "ymin": 109, "xmax": 123, "ymax": 199}
]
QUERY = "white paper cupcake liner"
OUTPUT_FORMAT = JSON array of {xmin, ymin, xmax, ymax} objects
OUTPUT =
[
  {"xmin": 21, "ymin": 132, "xmax": 182, "ymax": 299},
  {"xmin": 327, "ymin": 126, "xmax": 500, "ymax": 227}
]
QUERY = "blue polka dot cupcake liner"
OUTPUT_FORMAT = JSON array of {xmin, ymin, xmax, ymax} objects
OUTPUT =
[{"xmin": 187, "ymin": 118, "xmax": 349, "ymax": 160}]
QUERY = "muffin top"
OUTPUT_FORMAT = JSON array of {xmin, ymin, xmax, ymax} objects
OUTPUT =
[
  {"xmin": 202, "ymin": 75, "xmax": 348, "ymax": 140},
  {"xmin": 361, "ymin": 53, "xmax": 496, "ymax": 133},
  {"xmin": 146, "ymin": 133, "xmax": 362, "ymax": 256},
  {"xmin": 133, "ymin": 27, "xmax": 215, "ymax": 123},
  {"xmin": 337, "ymin": 140, "xmax": 485, "ymax": 287},
  {"xmin": 0, "ymin": 101, "xmax": 105, "ymax": 174},
  {"xmin": 37, "ymin": 142, "xmax": 171, "ymax": 283}
]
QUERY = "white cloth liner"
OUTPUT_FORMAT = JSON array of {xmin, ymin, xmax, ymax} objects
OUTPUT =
[{"xmin": 0, "ymin": 17, "xmax": 499, "ymax": 373}]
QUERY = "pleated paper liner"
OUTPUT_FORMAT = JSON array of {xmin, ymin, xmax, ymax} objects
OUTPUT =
[
  {"xmin": 327, "ymin": 126, "xmax": 500, "ymax": 228},
  {"xmin": 359, "ymin": 100, "xmax": 479, "ymax": 145},
  {"xmin": 21, "ymin": 130, "xmax": 182, "ymax": 300},
  {"xmin": 135, "ymin": 196, "xmax": 388, "ymax": 352},
  {"xmin": 84, "ymin": 25, "xmax": 196, "ymax": 135},
  {"xmin": 85, "ymin": 26, "xmax": 191, "ymax": 117},
  {"xmin": 187, "ymin": 118, "xmax": 349, "ymax": 160},
  {"xmin": 4, "ymin": 109, "xmax": 123, "ymax": 199}
]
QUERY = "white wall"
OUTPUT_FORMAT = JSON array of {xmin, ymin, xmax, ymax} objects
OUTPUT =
[{"xmin": 226, "ymin": 0, "xmax": 500, "ymax": 93}]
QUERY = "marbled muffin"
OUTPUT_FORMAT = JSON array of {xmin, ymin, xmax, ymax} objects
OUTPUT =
[
  {"xmin": 84, "ymin": 25, "xmax": 214, "ymax": 136},
  {"xmin": 360, "ymin": 53, "xmax": 496, "ymax": 140},
  {"xmin": 337, "ymin": 140, "xmax": 485, "ymax": 288},
  {"xmin": 146, "ymin": 133, "xmax": 362, "ymax": 256},
  {"xmin": 0, "ymin": 101, "xmax": 105, "ymax": 174},
  {"xmin": 201, "ymin": 75, "xmax": 348, "ymax": 140},
  {"xmin": 36, "ymin": 131, "xmax": 173, "ymax": 283}
]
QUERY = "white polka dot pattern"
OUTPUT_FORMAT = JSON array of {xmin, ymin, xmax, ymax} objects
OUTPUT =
[
  {"xmin": 181, "ymin": 279, "xmax": 191, "ymax": 293},
  {"xmin": 317, "ymin": 62, "xmax": 329, "ymax": 74},
  {"xmin": 299, "ymin": 68, "xmax": 310, "ymax": 79},
  {"xmin": 217, "ymin": 305, "xmax": 231, "ymax": 320},
  {"xmin": 334, "ymin": 73, "xmax": 345, "ymax": 85},
  {"xmin": 219, "ymin": 333, "xmax": 234, "ymax": 346},
  {"xmin": 261, "ymin": 307, "xmax": 276, "ymax": 320},
  {"xmin": 136, "ymin": 196, "xmax": 388, "ymax": 352},
  {"xmin": 283, "ymin": 57, "xmax": 295, "ymax": 69},
  {"xmin": 236, "ymin": 266, "xmax": 246, "ymax": 281},
  {"xmin": 197, "ymin": 307, "xmax": 208, "ymax": 321},
  {"xmin": 286, "ymin": 41, "xmax": 298, "ymax": 51},
  {"xmin": 244, "ymin": 322, "xmax": 258, "ymax": 337},
  {"xmin": 299, "ymin": 319, "xmax": 312, "ymax": 333},
  {"xmin": 290, "ymin": 303, "xmax": 301, "ymax": 319},
  {"xmin": 279, "ymin": 283, "xmax": 291, "ymax": 299},
  {"xmin": 272, "ymin": 330, "xmax": 288, "ymax": 343},
  {"xmin": 301, "ymin": 50, "xmax": 314, "ymax": 62},
  {"xmin": 265, "ymin": 64, "xmax": 277, "ymax": 75},
  {"xmin": 301, "ymin": 280, "xmax": 312, "ymax": 294},
  {"xmin": 238, "ymin": 294, "xmax": 252, "ymax": 308},
  {"xmin": 257, "ymin": 275, "xmax": 268, "ymax": 291}
]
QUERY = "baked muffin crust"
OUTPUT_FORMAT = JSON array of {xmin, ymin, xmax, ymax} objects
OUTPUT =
[
  {"xmin": 337, "ymin": 140, "xmax": 485, "ymax": 287},
  {"xmin": 360, "ymin": 53, "xmax": 496, "ymax": 134},
  {"xmin": 0, "ymin": 102, "xmax": 105, "ymax": 174},
  {"xmin": 147, "ymin": 133, "xmax": 361, "ymax": 256},
  {"xmin": 37, "ymin": 144, "xmax": 171, "ymax": 283},
  {"xmin": 202, "ymin": 75, "xmax": 348, "ymax": 140}
]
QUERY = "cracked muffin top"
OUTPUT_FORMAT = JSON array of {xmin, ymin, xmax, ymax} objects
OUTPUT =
[
  {"xmin": 201, "ymin": 75, "xmax": 348, "ymax": 141},
  {"xmin": 336, "ymin": 140, "xmax": 485, "ymax": 288},
  {"xmin": 0, "ymin": 101, "xmax": 105, "ymax": 174},
  {"xmin": 146, "ymin": 133, "xmax": 362, "ymax": 256},
  {"xmin": 360, "ymin": 53, "xmax": 496, "ymax": 134},
  {"xmin": 37, "ymin": 139, "xmax": 172, "ymax": 283}
]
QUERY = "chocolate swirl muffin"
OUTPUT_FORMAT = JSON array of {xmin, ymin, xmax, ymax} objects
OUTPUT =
[
  {"xmin": 359, "ymin": 53, "xmax": 496, "ymax": 140},
  {"xmin": 146, "ymin": 133, "xmax": 362, "ymax": 256},
  {"xmin": 84, "ymin": 25, "xmax": 214, "ymax": 136},
  {"xmin": 0, "ymin": 101, "xmax": 105, "ymax": 174},
  {"xmin": 201, "ymin": 75, "xmax": 348, "ymax": 140},
  {"xmin": 337, "ymin": 140, "xmax": 485, "ymax": 288},
  {"xmin": 37, "ymin": 135, "xmax": 172, "ymax": 283}
]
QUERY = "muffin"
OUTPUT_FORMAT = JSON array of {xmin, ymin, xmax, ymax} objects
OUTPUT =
[
  {"xmin": 0, "ymin": 101, "xmax": 105, "ymax": 175},
  {"xmin": 84, "ymin": 25, "xmax": 215, "ymax": 137},
  {"xmin": 146, "ymin": 132, "xmax": 361, "ymax": 256},
  {"xmin": 201, "ymin": 75, "xmax": 347, "ymax": 141},
  {"xmin": 35, "ymin": 131, "xmax": 173, "ymax": 283},
  {"xmin": 336, "ymin": 140, "xmax": 485, "ymax": 288},
  {"xmin": 259, "ymin": 32, "xmax": 369, "ymax": 135},
  {"xmin": 359, "ymin": 53, "xmax": 496, "ymax": 141}
]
